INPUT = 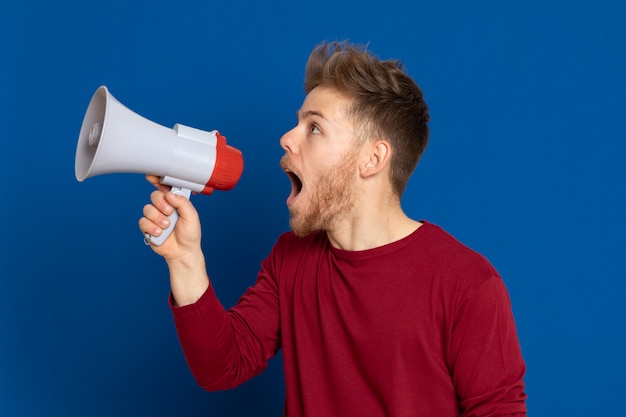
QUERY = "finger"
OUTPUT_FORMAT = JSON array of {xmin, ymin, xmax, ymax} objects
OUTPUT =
[
  {"xmin": 146, "ymin": 174, "xmax": 171, "ymax": 194},
  {"xmin": 142, "ymin": 203, "xmax": 171, "ymax": 230},
  {"xmin": 138, "ymin": 215, "xmax": 164, "ymax": 237},
  {"xmin": 150, "ymin": 190, "xmax": 175, "ymax": 216}
]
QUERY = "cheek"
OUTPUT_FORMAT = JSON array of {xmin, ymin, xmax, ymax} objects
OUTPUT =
[{"xmin": 307, "ymin": 163, "xmax": 336, "ymax": 191}]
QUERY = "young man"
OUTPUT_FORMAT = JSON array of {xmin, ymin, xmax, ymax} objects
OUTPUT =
[{"xmin": 139, "ymin": 41, "xmax": 527, "ymax": 416}]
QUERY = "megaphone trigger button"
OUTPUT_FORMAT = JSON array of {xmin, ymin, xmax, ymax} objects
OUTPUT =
[{"xmin": 144, "ymin": 233, "xmax": 152, "ymax": 246}]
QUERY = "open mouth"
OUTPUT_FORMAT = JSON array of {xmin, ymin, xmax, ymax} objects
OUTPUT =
[
  {"xmin": 280, "ymin": 157, "xmax": 303, "ymax": 204},
  {"xmin": 286, "ymin": 170, "xmax": 303, "ymax": 198}
]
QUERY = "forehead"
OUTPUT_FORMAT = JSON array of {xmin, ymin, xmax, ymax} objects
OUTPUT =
[{"xmin": 299, "ymin": 86, "xmax": 353, "ymax": 122}]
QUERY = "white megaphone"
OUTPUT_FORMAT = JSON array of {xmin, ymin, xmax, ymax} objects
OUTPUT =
[{"xmin": 75, "ymin": 85, "xmax": 243, "ymax": 246}]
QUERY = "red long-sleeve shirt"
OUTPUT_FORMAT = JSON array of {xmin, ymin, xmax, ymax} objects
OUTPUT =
[{"xmin": 170, "ymin": 221, "xmax": 527, "ymax": 416}]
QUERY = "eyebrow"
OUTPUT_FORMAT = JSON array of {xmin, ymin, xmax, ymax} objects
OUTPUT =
[{"xmin": 297, "ymin": 109, "xmax": 328, "ymax": 121}]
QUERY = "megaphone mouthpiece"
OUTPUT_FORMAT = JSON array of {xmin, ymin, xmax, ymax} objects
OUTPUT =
[{"xmin": 204, "ymin": 131, "xmax": 244, "ymax": 193}]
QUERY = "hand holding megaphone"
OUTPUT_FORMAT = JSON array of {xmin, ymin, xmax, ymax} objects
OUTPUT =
[{"xmin": 75, "ymin": 86, "xmax": 243, "ymax": 246}]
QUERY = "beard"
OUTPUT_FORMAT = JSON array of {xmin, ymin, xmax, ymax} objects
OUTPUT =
[{"xmin": 287, "ymin": 149, "xmax": 360, "ymax": 237}]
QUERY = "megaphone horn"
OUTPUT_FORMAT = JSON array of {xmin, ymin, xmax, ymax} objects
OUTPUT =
[{"xmin": 75, "ymin": 85, "xmax": 244, "ymax": 246}]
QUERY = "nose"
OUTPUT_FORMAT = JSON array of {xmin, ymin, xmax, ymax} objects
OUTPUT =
[{"xmin": 280, "ymin": 126, "xmax": 297, "ymax": 155}]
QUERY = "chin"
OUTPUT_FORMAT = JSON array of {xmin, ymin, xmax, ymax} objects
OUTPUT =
[{"xmin": 289, "ymin": 210, "xmax": 320, "ymax": 237}]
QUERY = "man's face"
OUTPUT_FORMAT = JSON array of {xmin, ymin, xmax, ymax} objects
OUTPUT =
[{"xmin": 280, "ymin": 86, "xmax": 361, "ymax": 236}]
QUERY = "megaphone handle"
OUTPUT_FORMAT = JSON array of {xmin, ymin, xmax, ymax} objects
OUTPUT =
[{"xmin": 148, "ymin": 187, "xmax": 192, "ymax": 246}]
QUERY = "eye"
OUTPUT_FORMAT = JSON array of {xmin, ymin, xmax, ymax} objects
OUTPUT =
[{"xmin": 309, "ymin": 124, "xmax": 321, "ymax": 134}]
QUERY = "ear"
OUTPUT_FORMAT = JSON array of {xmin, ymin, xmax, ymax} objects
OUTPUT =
[{"xmin": 359, "ymin": 140, "xmax": 391, "ymax": 178}]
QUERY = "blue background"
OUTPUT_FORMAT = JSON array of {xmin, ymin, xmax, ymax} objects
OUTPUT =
[{"xmin": 1, "ymin": 1, "xmax": 625, "ymax": 416}]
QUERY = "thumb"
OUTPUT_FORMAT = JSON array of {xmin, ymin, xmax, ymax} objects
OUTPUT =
[
  {"xmin": 165, "ymin": 190, "xmax": 196, "ymax": 218},
  {"xmin": 164, "ymin": 190, "xmax": 200, "ymax": 232}
]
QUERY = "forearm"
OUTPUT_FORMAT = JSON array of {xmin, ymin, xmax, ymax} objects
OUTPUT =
[
  {"xmin": 170, "ymin": 284, "xmax": 272, "ymax": 391},
  {"xmin": 167, "ymin": 247, "xmax": 210, "ymax": 307}
]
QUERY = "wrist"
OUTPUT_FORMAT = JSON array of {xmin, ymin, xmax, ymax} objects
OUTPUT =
[{"xmin": 167, "ymin": 248, "xmax": 210, "ymax": 306}]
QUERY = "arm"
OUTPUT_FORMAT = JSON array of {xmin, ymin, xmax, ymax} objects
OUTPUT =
[
  {"xmin": 139, "ymin": 175, "xmax": 281, "ymax": 390},
  {"xmin": 450, "ymin": 276, "xmax": 528, "ymax": 417},
  {"xmin": 139, "ymin": 174, "xmax": 208, "ymax": 306},
  {"xmin": 170, "ymin": 260, "xmax": 281, "ymax": 390}
]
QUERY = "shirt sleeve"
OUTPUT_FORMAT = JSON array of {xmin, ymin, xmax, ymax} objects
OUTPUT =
[
  {"xmin": 449, "ymin": 276, "xmax": 528, "ymax": 417},
  {"xmin": 169, "ymin": 252, "xmax": 281, "ymax": 391}
]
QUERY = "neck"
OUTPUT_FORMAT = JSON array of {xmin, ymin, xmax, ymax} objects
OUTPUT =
[{"xmin": 325, "ymin": 200, "xmax": 422, "ymax": 251}]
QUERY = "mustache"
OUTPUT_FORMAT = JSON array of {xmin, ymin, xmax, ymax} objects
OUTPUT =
[{"xmin": 279, "ymin": 155, "xmax": 294, "ymax": 172}]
